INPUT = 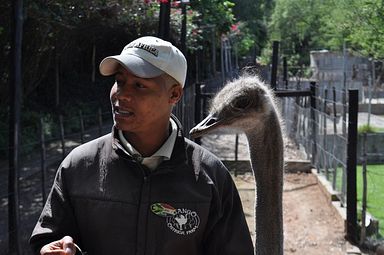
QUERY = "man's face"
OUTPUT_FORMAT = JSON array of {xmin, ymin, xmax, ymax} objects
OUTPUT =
[{"xmin": 110, "ymin": 66, "xmax": 180, "ymax": 134}]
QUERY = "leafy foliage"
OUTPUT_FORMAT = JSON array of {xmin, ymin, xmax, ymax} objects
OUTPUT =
[
  {"xmin": 226, "ymin": 22, "xmax": 256, "ymax": 58},
  {"xmin": 266, "ymin": 0, "xmax": 384, "ymax": 67},
  {"xmin": 267, "ymin": 0, "xmax": 330, "ymax": 66},
  {"xmin": 231, "ymin": 0, "xmax": 272, "ymax": 55},
  {"xmin": 330, "ymin": 0, "xmax": 384, "ymax": 59},
  {"xmin": 190, "ymin": 0, "xmax": 235, "ymax": 35}
]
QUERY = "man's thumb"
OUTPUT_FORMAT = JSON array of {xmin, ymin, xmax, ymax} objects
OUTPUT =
[{"xmin": 62, "ymin": 236, "xmax": 75, "ymax": 255}]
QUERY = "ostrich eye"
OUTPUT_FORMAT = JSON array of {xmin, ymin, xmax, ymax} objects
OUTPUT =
[{"xmin": 232, "ymin": 97, "xmax": 250, "ymax": 109}]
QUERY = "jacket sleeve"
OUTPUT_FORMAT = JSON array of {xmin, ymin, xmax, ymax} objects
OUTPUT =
[
  {"xmin": 29, "ymin": 160, "xmax": 80, "ymax": 254},
  {"xmin": 202, "ymin": 167, "xmax": 254, "ymax": 255}
]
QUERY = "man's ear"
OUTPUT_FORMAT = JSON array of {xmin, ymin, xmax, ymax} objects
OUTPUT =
[{"xmin": 169, "ymin": 84, "xmax": 183, "ymax": 105}]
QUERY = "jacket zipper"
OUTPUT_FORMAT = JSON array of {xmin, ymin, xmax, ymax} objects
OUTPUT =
[{"xmin": 136, "ymin": 162, "xmax": 151, "ymax": 255}]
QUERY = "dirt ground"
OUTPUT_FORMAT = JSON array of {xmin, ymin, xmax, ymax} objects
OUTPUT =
[
  {"xmin": 201, "ymin": 131, "xmax": 361, "ymax": 255},
  {"xmin": 235, "ymin": 172, "xmax": 350, "ymax": 254}
]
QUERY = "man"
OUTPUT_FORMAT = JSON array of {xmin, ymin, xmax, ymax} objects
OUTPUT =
[{"xmin": 30, "ymin": 36, "xmax": 253, "ymax": 255}]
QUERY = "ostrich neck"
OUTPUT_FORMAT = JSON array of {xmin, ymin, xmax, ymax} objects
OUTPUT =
[
  {"xmin": 245, "ymin": 113, "xmax": 284, "ymax": 182},
  {"xmin": 245, "ymin": 112, "xmax": 284, "ymax": 255}
]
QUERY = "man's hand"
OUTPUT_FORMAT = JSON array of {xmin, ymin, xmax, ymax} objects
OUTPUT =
[{"xmin": 40, "ymin": 236, "xmax": 76, "ymax": 255}]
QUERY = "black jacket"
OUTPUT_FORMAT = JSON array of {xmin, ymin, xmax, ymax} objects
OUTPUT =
[{"xmin": 30, "ymin": 122, "xmax": 253, "ymax": 255}]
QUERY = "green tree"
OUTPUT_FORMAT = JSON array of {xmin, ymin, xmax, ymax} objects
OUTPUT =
[
  {"xmin": 267, "ymin": 0, "xmax": 332, "ymax": 66},
  {"xmin": 190, "ymin": 0, "xmax": 235, "ymax": 35},
  {"xmin": 328, "ymin": 0, "xmax": 384, "ymax": 59},
  {"xmin": 231, "ymin": 0, "xmax": 274, "ymax": 56},
  {"xmin": 265, "ymin": 0, "xmax": 384, "ymax": 65},
  {"xmin": 317, "ymin": 0, "xmax": 384, "ymax": 83}
]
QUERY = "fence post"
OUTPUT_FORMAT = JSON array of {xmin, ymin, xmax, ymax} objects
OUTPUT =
[
  {"xmin": 310, "ymin": 81, "xmax": 317, "ymax": 169},
  {"xmin": 194, "ymin": 83, "xmax": 202, "ymax": 145},
  {"xmin": 79, "ymin": 110, "xmax": 85, "ymax": 144},
  {"xmin": 40, "ymin": 116, "xmax": 47, "ymax": 203},
  {"xmin": 323, "ymin": 89, "xmax": 328, "ymax": 179},
  {"xmin": 283, "ymin": 56, "xmax": 288, "ymax": 89},
  {"xmin": 346, "ymin": 89, "xmax": 358, "ymax": 244},
  {"xmin": 332, "ymin": 87, "xmax": 338, "ymax": 190},
  {"xmin": 360, "ymin": 132, "xmax": 367, "ymax": 245},
  {"xmin": 158, "ymin": 1, "xmax": 170, "ymax": 40},
  {"xmin": 9, "ymin": 0, "xmax": 23, "ymax": 253},
  {"xmin": 59, "ymin": 114, "xmax": 66, "ymax": 160},
  {"xmin": 271, "ymin": 41, "xmax": 279, "ymax": 90},
  {"xmin": 98, "ymin": 107, "xmax": 103, "ymax": 137},
  {"xmin": 235, "ymin": 134, "xmax": 239, "ymax": 161}
]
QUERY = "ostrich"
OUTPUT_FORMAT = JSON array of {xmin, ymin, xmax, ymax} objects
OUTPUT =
[{"xmin": 190, "ymin": 74, "xmax": 284, "ymax": 255}]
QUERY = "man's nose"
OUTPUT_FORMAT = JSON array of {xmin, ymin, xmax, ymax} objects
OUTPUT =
[{"xmin": 116, "ymin": 85, "xmax": 134, "ymax": 102}]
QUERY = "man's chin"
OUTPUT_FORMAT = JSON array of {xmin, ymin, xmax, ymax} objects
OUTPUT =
[{"xmin": 115, "ymin": 124, "xmax": 131, "ymax": 132}]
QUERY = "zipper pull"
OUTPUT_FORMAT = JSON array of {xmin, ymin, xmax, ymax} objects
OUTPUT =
[{"xmin": 132, "ymin": 154, "xmax": 143, "ymax": 163}]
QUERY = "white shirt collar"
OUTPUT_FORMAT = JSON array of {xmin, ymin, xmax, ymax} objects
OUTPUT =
[
  {"xmin": 117, "ymin": 118, "xmax": 178, "ymax": 170},
  {"xmin": 151, "ymin": 118, "xmax": 178, "ymax": 160}
]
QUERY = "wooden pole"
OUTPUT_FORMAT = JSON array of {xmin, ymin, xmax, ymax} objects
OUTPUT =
[
  {"xmin": 235, "ymin": 134, "xmax": 239, "ymax": 161},
  {"xmin": 92, "ymin": 44, "xmax": 96, "ymax": 83},
  {"xmin": 79, "ymin": 110, "xmax": 85, "ymax": 144},
  {"xmin": 194, "ymin": 83, "xmax": 202, "ymax": 145},
  {"xmin": 220, "ymin": 38, "xmax": 225, "ymax": 83},
  {"xmin": 323, "ymin": 89, "xmax": 328, "ymax": 179},
  {"xmin": 55, "ymin": 51, "xmax": 60, "ymax": 107},
  {"xmin": 360, "ymin": 132, "xmax": 368, "ymax": 245},
  {"xmin": 367, "ymin": 59, "xmax": 375, "ymax": 126},
  {"xmin": 9, "ymin": 0, "xmax": 23, "ymax": 253},
  {"xmin": 40, "ymin": 116, "xmax": 47, "ymax": 203},
  {"xmin": 211, "ymin": 26, "xmax": 216, "ymax": 77},
  {"xmin": 98, "ymin": 107, "xmax": 103, "ymax": 137},
  {"xmin": 59, "ymin": 114, "xmax": 65, "ymax": 160},
  {"xmin": 180, "ymin": 2, "xmax": 187, "ymax": 54}
]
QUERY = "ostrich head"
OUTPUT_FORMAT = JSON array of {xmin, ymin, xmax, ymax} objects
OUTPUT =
[
  {"xmin": 190, "ymin": 75, "xmax": 278, "ymax": 138},
  {"xmin": 190, "ymin": 74, "xmax": 285, "ymax": 255}
]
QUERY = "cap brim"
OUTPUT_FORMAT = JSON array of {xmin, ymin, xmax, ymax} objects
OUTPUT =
[{"xmin": 99, "ymin": 54, "xmax": 164, "ymax": 78}]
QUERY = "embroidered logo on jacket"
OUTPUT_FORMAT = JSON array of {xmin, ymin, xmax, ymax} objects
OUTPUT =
[{"xmin": 151, "ymin": 203, "xmax": 200, "ymax": 235}]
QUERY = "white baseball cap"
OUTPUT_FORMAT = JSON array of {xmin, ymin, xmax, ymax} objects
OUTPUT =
[{"xmin": 99, "ymin": 36, "xmax": 187, "ymax": 87}]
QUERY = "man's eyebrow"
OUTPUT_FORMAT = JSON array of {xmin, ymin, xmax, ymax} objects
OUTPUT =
[{"xmin": 115, "ymin": 71, "xmax": 125, "ymax": 80}]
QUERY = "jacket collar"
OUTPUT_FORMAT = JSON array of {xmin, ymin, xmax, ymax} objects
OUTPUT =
[{"xmin": 111, "ymin": 114, "xmax": 189, "ymax": 169}]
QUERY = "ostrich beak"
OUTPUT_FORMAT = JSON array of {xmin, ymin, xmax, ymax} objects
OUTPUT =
[{"xmin": 190, "ymin": 113, "xmax": 224, "ymax": 138}]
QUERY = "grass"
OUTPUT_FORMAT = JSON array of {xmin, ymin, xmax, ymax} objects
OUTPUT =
[
  {"xmin": 356, "ymin": 164, "xmax": 384, "ymax": 236},
  {"xmin": 358, "ymin": 124, "xmax": 384, "ymax": 134},
  {"xmin": 332, "ymin": 164, "xmax": 384, "ymax": 236}
]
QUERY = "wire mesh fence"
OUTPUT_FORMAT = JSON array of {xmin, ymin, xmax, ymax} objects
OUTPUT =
[
  {"xmin": 359, "ymin": 133, "xmax": 384, "ymax": 248},
  {"xmin": 0, "ymin": 106, "xmax": 113, "ymax": 255},
  {"xmin": 280, "ymin": 76, "xmax": 384, "ymax": 247}
]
